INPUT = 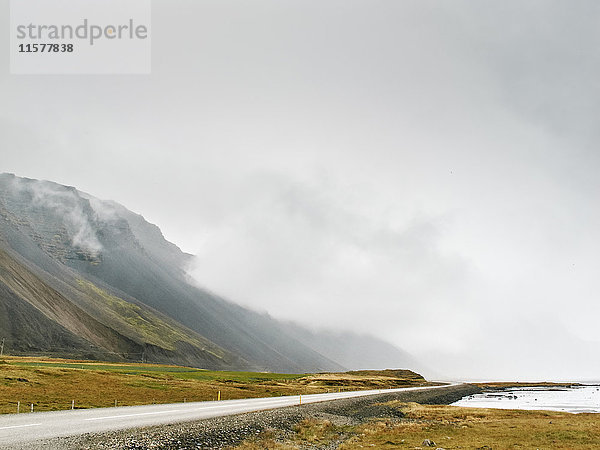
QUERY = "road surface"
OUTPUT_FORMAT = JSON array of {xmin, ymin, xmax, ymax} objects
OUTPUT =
[{"xmin": 0, "ymin": 384, "xmax": 456, "ymax": 447}]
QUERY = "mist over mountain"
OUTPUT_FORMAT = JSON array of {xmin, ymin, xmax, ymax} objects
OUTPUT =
[{"xmin": 0, "ymin": 173, "xmax": 421, "ymax": 374}]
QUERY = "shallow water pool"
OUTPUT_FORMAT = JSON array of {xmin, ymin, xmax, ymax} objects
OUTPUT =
[{"xmin": 452, "ymin": 385, "xmax": 600, "ymax": 413}]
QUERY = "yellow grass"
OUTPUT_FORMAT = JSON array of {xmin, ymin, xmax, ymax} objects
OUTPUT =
[
  {"xmin": 340, "ymin": 402, "xmax": 600, "ymax": 449},
  {"xmin": 0, "ymin": 356, "xmax": 426, "ymax": 414},
  {"xmin": 233, "ymin": 402, "xmax": 600, "ymax": 449},
  {"xmin": 234, "ymin": 419, "xmax": 349, "ymax": 450}
]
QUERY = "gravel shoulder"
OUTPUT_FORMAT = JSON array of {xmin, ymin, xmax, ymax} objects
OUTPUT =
[{"xmin": 16, "ymin": 384, "xmax": 480, "ymax": 450}]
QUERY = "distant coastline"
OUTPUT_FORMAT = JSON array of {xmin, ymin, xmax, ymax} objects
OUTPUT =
[{"xmin": 454, "ymin": 383, "xmax": 600, "ymax": 414}]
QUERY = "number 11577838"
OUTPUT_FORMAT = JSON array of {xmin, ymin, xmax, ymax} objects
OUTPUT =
[{"xmin": 18, "ymin": 43, "xmax": 74, "ymax": 52}]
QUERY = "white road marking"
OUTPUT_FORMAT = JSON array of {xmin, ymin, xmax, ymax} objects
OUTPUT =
[
  {"xmin": 189, "ymin": 403, "xmax": 251, "ymax": 411},
  {"xmin": 85, "ymin": 402, "xmax": 262, "ymax": 421},
  {"xmin": 0, "ymin": 423, "xmax": 41, "ymax": 430},
  {"xmin": 85, "ymin": 410, "xmax": 184, "ymax": 421},
  {"xmin": 85, "ymin": 401, "xmax": 291, "ymax": 421}
]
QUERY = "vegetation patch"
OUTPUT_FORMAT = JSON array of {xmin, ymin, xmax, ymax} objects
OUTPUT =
[
  {"xmin": 235, "ymin": 419, "xmax": 350, "ymax": 450},
  {"xmin": 75, "ymin": 279, "xmax": 222, "ymax": 355},
  {"xmin": 294, "ymin": 418, "xmax": 341, "ymax": 444},
  {"xmin": 338, "ymin": 403, "xmax": 600, "ymax": 449},
  {"xmin": 0, "ymin": 356, "xmax": 428, "ymax": 414}
]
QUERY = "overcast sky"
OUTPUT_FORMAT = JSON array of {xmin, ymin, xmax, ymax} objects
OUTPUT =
[{"xmin": 2, "ymin": 0, "xmax": 600, "ymax": 380}]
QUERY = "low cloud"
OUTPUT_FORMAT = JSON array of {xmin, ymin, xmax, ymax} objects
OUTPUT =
[
  {"xmin": 9, "ymin": 177, "xmax": 103, "ymax": 255},
  {"xmin": 188, "ymin": 173, "xmax": 475, "ymax": 354}
]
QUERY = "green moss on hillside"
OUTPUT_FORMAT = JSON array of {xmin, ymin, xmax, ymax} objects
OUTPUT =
[{"xmin": 76, "ymin": 279, "xmax": 221, "ymax": 358}]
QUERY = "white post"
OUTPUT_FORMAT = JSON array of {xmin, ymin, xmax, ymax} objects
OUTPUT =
[
  {"xmin": 17, "ymin": 401, "xmax": 20, "ymax": 413},
  {"xmin": 0, "ymin": 338, "xmax": 4, "ymax": 357},
  {"xmin": 115, "ymin": 400, "xmax": 118, "ymax": 407},
  {"xmin": 31, "ymin": 404, "xmax": 34, "ymax": 413},
  {"xmin": 71, "ymin": 400, "xmax": 75, "ymax": 410}
]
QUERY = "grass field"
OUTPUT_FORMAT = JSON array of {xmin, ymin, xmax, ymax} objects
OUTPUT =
[
  {"xmin": 0, "ymin": 356, "xmax": 428, "ymax": 414},
  {"xmin": 341, "ymin": 402, "xmax": 600, "ymax": 449},
  {"xmin": 235, "ymin": 402, "xmax": 600, "ymax": 449}
]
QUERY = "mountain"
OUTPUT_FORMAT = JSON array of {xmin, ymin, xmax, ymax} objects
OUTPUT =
[
  {"xmin": 284, "ymin": 323, "xmax": 428, "ymax": 374},
  {"xmin": 0, "ymin": 173, "xmax": 420, "ymax": 373}
]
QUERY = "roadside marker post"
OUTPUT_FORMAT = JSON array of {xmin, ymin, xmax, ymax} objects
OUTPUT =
[
  {"xmin": 71, "ymin": 400, "xmax": 75, "ymax": 410},
  {"xmin": 31, "ymin": 404, "xmax": 34, "ymax": 413},
  {"xmin": 299, "ymin": 394, "xmax": 302, "ymax": 405},
  {"xmin": 17, "ymin": 401, "xmax": 20, "ymax": 413},
  {"xmin": 218, "ymin": 391, "xmax": 221, "ymax": 401}
]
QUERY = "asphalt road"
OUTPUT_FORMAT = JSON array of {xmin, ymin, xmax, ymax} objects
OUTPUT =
[{"xmin": 0, "ymin": 384, "xmax": 455, "ymax": 447}]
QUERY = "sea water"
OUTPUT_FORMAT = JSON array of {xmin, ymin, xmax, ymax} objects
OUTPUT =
[{"xmin": 452, "ymin": 385, "xmax": 600, "ymax": 414}]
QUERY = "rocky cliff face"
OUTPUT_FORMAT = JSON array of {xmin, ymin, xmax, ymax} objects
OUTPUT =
[{"xmin": 0, "ymin": 173, "xmax": 419, "ymax": 373}]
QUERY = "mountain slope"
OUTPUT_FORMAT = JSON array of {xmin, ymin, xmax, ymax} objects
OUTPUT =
[
  {"xmin": 0, "ymin": 244, "xmax": 247, "ymax": 368},
  {"xmin": 285, "ymin": 323, "xmax": 431, "ymax": 376},
  {"xmin": 0, "ymin": 173, "xmax": 419, "ymax": 373}
]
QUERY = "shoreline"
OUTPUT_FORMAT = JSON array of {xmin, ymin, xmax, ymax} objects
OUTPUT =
[{"xmin": 474, "ymin": 381, "xmax": 587, "ymax": 390}]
